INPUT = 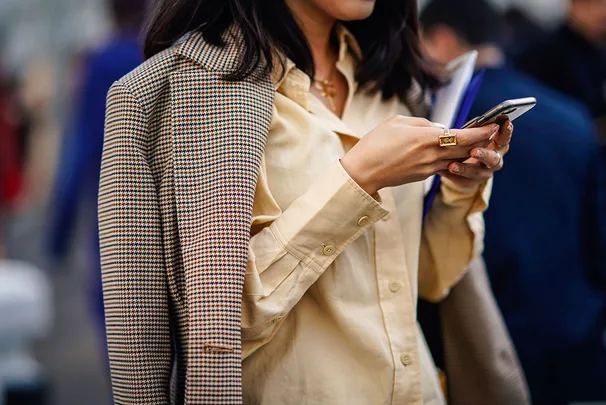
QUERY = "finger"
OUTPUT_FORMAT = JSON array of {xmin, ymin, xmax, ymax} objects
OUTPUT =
[
  {"xmin": 438, "ymin": 170, "xmax": 479, "ymax": 189},
  {"xmin": 448, "ymin": 161, "xmax": 494, "ymax": 181},
  {"xmin": 470, "ymin": 148, "xmax": 503, "ymax": 169},
  {"xmin": 491, "ymin": 120, "xmax": 513, "ymax": 149},
  {"xmin": 397, "ymin": 116, "xmax": 434, "ymax": 127},
  {"xmin": 456, "ymin": 124, "xmax": 500, "ymax": 146},
  {"xmin": 440, "ymin": 139, "xmax": 493, "ymax": 161}
]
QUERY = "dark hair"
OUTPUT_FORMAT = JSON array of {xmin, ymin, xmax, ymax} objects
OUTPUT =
[{"xmin": 145, "ymin": 0, "xmax": 437, "ymax": 101}]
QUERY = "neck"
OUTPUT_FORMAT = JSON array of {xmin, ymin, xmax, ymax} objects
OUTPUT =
[{"xmin": 285, "ymin": 0, "xmax": 337, "ymax": 77}]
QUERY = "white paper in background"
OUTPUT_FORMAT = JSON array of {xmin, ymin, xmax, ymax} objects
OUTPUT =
[
  {"xmin": 425, "ymin": 50, "xmax": 478, "ymax": 194},
  {"xmin": 430, "ymin": 50, "xmax": 478, "ymax": 127}
]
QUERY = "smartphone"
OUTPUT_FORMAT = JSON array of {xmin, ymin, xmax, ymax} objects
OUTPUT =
[{"xmin": 462, "ymin": 97, "xmax": 537, "ymax": 129}]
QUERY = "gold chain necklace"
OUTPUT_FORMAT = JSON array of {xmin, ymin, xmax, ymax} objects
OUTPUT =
[{"xmin": 313, "ymin": 66, "xmax": 338, "ymax": 113}]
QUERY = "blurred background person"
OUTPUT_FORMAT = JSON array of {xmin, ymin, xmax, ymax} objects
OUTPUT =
[
  {"xmin": 515, "ymin": 0, "xmax": 606, "ymax": 143},
  {"xmin": 500, "ymin": 7, "xmax": 547, "ymax": 57},
  {"xmin": 0, "ymin": 68, "xmax": 24, "ymax": 258},
  {"xmin": 48, "ymin": 0, "xmax": 144, "ymax": 358},
  {"xmin": 0, "ymin": 0, "xmax": 108, "ymax": 219},
  {"xmin": 421, "ymin": 0, "xmax": 606, "ymax": 404}
]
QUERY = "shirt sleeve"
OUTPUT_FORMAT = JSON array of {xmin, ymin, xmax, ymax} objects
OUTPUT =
[
  {"xmin": 418, "ymin": 177, "xmax": 493, "ymax": 302},
  {"xmin": 242, "ymin": 161, "xmax": 388, "ymax": 357}
]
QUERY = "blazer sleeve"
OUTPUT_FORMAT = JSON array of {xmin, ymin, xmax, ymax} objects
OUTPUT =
[{"xmin": 99, "ymin": 82, "xmax": 171, "ymax": 405}]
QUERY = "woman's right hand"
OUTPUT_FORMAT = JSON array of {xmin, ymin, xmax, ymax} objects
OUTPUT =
[{"xmin": 340, "ymin": 116, "xmax": 500, "ymax": 195}]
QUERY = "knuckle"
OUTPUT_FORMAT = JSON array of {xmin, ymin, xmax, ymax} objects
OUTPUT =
[
  {"xmin": 387, "ymin": 115, "xmax": 400, "ymax": 126},
  {"xmin": 418, "ymin": 118, "xmax": 432, "ymax": 127}
]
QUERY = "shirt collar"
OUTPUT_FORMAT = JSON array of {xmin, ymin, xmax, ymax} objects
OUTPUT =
[
  {"xmin": 335, "ymin": 24, "xmax": 363, "ymax": 61},
  {"xmin": 270, "ymin": 23, "xmax": 362, "ymax": 91}
]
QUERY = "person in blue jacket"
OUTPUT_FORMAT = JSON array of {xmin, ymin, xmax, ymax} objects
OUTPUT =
[
  {"xmin": 515, "ymin": 0, "xmax": 606, "ymax": 143},
  {"xmin": 421, "ymin": 1, "xmax": 606, "ymax": 404},
  {"xmin": 49, "ymin": 0, "xmax": 144, "ymax": 351}
]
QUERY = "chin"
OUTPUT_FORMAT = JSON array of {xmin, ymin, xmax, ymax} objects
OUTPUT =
[{"xmin": 331, "ymin": 0, "xmax": 377, "ymax": 21}]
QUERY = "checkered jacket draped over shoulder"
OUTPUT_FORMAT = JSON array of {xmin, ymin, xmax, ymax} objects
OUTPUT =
[
  {"xmin": 99, "ymin": 30, "xmax": 274, "ymax": 404},
  {"xmin": 99, "ymin": 29, "xmax": 528, "ymax": 405}
]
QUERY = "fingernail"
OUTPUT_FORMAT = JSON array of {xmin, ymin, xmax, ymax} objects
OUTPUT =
[
  {"xmin": 452, "ymin": 164, "xmax": 462, "ymax": 174},
  {"xmin": 492, "ymin": 124, "xmax": 500, "ymax": 134},
  {"xmin": 474, "ymin": 149, "xmax": 483, "ymax": 159},
  {"xmin": 508, "ymin": 123, "xmax": 513, "ymax": 132}
]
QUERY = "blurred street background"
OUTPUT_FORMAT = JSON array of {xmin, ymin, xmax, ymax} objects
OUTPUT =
[{"xmin": 0, "ymin": 0, "xmax": 604, "ymax": 404}]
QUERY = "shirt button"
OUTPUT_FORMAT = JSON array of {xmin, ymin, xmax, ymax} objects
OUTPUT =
[
  {"xmin": 389, "ymin": 281, "xmax": 401, "ymax": 293},
  {"xmin": 357, "ymin": 216, "xmax": 370, "ymax": 226},
  {"xmin": 401, "ymin": 353, "xmax": 413, "ymax": 366},
  {"xmin": 322, "ymin": 244, "xmax": 336, "ymax": 256}
]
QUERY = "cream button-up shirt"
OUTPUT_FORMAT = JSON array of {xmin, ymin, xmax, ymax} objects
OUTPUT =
[{"xmin": 241, "ymin": 26, "xmax": 491, "ymax": 405}]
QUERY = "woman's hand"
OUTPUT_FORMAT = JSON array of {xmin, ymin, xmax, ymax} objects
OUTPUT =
[
  {"xmin": 341, "ymin": 116, "xmax": 500, "ymax": 195},
  {"xmin": 439, "ymin": 120, "xmax": 513, "ymax": 190}
]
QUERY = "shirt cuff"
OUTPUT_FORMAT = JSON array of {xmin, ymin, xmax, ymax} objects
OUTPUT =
[
  {"xmin": 440, "ymin": 177, "xmax": 493, "ymax": 214},
  {"xmin": 271, "ymin": 161, "xmax": 389, "ymax": 273}
]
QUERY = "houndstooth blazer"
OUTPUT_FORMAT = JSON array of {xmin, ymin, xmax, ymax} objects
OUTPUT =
[{"xmin": 99, "ymin": 30, "xmax": 529, "ymax": 405}]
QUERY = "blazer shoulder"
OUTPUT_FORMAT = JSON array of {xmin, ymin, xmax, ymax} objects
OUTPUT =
[{"xmin": 109, "ymin": 46, "xmax": 183, "ymax": 118}]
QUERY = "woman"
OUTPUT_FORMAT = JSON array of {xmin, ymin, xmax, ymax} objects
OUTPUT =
[{"xmin": 99, "ymin": 0, "xmax": 513, "ymax": 404}]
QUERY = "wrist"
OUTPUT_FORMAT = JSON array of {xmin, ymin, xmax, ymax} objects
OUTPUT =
[{"xmin": 340, "ymin": 157, "xmax": 379, "ymax": 196}]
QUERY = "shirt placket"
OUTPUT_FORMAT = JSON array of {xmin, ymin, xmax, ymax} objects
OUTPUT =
[{"xmin": 374, "ymin": 189, "xmax": 423, "ymax": 405}]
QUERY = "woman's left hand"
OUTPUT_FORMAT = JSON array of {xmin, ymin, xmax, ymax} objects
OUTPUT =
[{"xmin": 439, "ymin": 119, "xmax": 513, "ymax": 189}]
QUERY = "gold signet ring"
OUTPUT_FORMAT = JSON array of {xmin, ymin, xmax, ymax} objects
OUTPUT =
[{"xmin": 439, "ymin": 129, "xmax": 457, "ymax": 147}]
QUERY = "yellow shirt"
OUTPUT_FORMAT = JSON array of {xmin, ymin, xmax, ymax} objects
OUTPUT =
[{"xmin": 241, "ymin": 26, "xmax": 491, "ymax": 405}]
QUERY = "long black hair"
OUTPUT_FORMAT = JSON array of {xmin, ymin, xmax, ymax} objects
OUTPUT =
[{"xmin": 144, "ymin": 0, "xmax": 437, "ymax": 100}]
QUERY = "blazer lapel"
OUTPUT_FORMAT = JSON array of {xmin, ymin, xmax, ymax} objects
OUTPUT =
[{"xmin": 170, "ymin": 32, "xmax": 274, "ymax": 399}]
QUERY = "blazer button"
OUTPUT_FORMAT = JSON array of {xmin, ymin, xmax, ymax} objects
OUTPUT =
[
  {"xmin": 401, "ymin": 353, "xmax": 413, "ymax": 366},
  {"xmin": 357, "ymin": 216, "xmax": 370, "ymax": 226},
  {"xmin": 322, "ymin": 244, "xmax": 336, "ymax": 256}
]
